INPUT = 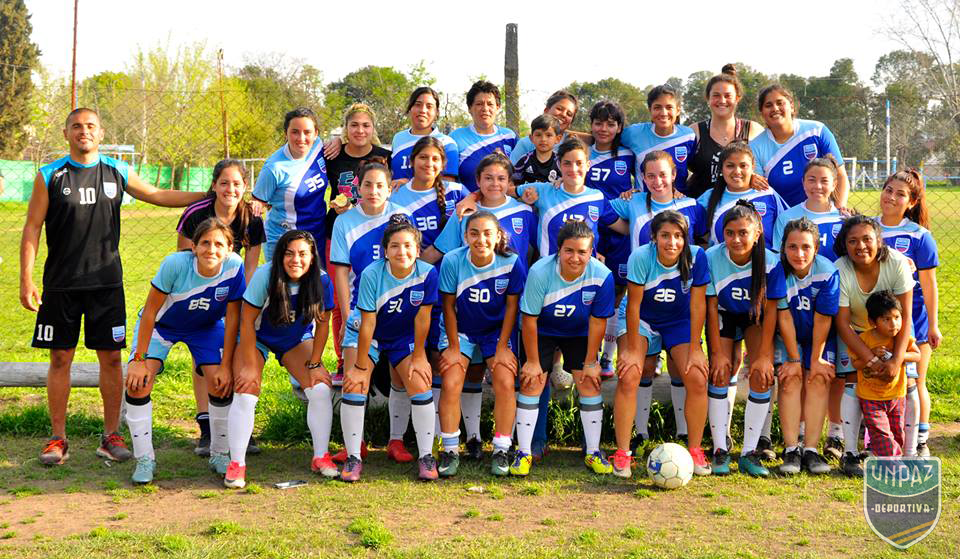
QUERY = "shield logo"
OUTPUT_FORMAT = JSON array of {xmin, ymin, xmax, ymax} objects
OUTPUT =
[
  {"xmin": 215, "ymin": 287, "xmax": 230, "ymax": 302},
  {"xmin": 803, "ymin": 144, "xmax": 818, "ymax": 160},
  {"xmin": 618, "ymin": 263, "xmax": 628, "ymax": 279},
  {"xmin": 512, "ymin": 217, "xmax": 524, "ymax": 234},
  {"xmin": 614, "ymin": 160, "xmax": 628, "ymax": 176},
  {"xmin": 681, "ymin": 280, "xmax": 691, "ymax": 294},
  {"xmin": 832, "ymin": 223, "xmax": 842, "ymax": 237},
  {"xmin": 588, "ymin": 205, "xmax": 600, "ymax": 222},
  {"xmin": 494, "ymin": 278, "xmax": 509, "ymax": 294},
  {"xmin": 839, "ymin": 352, "xmax": 850, "ymax": 369},
  {"xmin": 62, "ymin": 187, "xmax": 71, "ymax": 196},
  {"xmin": 754, "ymin": 201, "xmax": 767, "ymax": 216},
  {"xmin": 582, "ymin": 290, "xmax": 595, "ymax": 305},
  {"xmin": 895, "ymin": 238, "xmax": 910, "ymax": 253},
  {"xmin": 409, "ymin": 290, "xmax": 424, "ymax": 306},
  {"xmin": 445, "ymin": 204, "xmax": 455, "ymax": 216},
  {"xmin": 864, "ymin": 457, "xmax": 941, "ymax": 549},
  {"xmin": 675, "ymin": 146, "xmax": 688, "ymax": 163},
  {"xmin": 825, "ymin": 350, "xmax": 835, "ymax": 363},
  {"xmin": 103, "ymin": 181, "xmax": 117, "ymax": 199},
  {"xmin": 111, "ymin": 325, "xmax": 125, "ymax": 343}
]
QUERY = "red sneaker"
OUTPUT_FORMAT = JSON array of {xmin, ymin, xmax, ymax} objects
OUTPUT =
[
  {"xmin": 386, "ymin": 439, "xmax": 413, "ymax": 463},
  {"xmin": 332, "ymin": 441, "xmax": 367, "ymax": 463},
  {"xmin": 689, "ymin": 446, "xmax": 713, "ymax": 476},
  {"xmin": 39, "ymin": 437, "xmax": 69, "ymax": 466},
  {"xmin": 611, "ymin": 449, "xmax": 633, "ymax": 478},
  {"xmin": 224, "ymin": 461, "xmax": 246, "ymax": 489},
  {"xmin": 96, "ymin": 432, "xmax": 132, "ymax": 462}
]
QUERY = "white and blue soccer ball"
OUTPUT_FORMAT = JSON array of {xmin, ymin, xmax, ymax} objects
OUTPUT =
[{"xmin": 646, "ymin": 443, "xmax": 694, "ymax": 489}]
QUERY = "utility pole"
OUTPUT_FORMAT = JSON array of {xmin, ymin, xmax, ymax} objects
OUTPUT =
[
  {"xmin": 885, "ymin": 98, "xmax": 891, "ymax": 177},
  {"xmin": 504, "ymin": 24, "xmax": 519, "ymax": 134},
  {"xmin": 71, "ymin": 0, "xmax": 79, "ymax": 109},
  {"xmin": 218, "ymin": 49, "xmax": 229, "ymax": 158}
]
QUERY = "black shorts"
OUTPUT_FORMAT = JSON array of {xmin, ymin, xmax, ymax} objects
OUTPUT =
[
  {"xmin": 32, "ymin": 287, "xmax": 127, "ymax": 350},
  {"xmin": 718, "ymin": 309, "xmax": 757, "ymax": 341},
  {"xmin": 528, "ymin": 334, "xmax": 590, "ymax": 373}
]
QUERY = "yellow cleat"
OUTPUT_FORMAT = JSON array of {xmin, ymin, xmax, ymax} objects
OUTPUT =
[
  {"xmin": 509, "ymin": 451, "xmax": 532, "ymax": 476},
  {"xmin": 584, "ymin": 451, "xmax": 613, "ymax": 474}
]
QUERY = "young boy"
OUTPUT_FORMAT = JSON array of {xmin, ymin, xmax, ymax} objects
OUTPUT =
[
  {"xmin": 512, "ymin": 114, "xmax": 561, "ymax": 185},
  {"xmin": 852, "ymin": 291, "xmax": 921, "ymax": 457}
]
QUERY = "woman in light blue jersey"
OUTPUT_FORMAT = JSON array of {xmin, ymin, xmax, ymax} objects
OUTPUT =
[
  {"xmin": 451, "ymin": 80, "xmax": 517, "ymax": 192},
  {"xmin": 773, "ymin": 156, "xmax": 846, "ymax": 262},
  {"xmin": 620, "ymin": 84, "xmax": 697, "ymax": 194},
  {"xmin": 389, "ymin": 87, "xmax": 458, "ymax": 182}
]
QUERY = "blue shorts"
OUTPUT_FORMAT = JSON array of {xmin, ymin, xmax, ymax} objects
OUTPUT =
[
  {"xmin": 440, "ymin": 331, "xmax": 517, "ymax": 365},
  {"xmin": 913, "ymin": 305, "xmax": 929, "ymax": 345},
  {"xmin": 255, "ymin": 328, "xmax": 314, "ymax": 364},
  {"xmin": 774, "ymin": 336, "xmax": 837, "ymax": 369},
  {"xmin": 342, "ymin": 323, "xmax": 414, "ymax": 367},
  {"xmin": 129, "ymin": 319, "xmax": 224, "ymax": 371},
  {"xmin": 615, "ymin": 298, "xmax": 661, "ymax": 356},
  {"xmin": 426, "ymin": 307, "xmax": 448, "ymax": 352}
]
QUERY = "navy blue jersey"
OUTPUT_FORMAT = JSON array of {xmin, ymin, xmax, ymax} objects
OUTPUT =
[
  {"xmin": 750, "ymin": 119, "xmax": 844, "ymax": 207},
  {"xmin": 773, "ymin": 203, "xmax": 845, "ymax": 261},
  {"xmin": 778, "ymin": 255, "xmax": 840, "ymax": 347},
  {"xmin": 438, "ymin": 247, "xmax": 526, "ymax": 336},
  {"xmin": 450, "ymin": 125, "xmax": 517, "ymax": 192},
  {"xmin": 705, "ymin": 244, "xmax": 787, "ymax": 313},
  {"xmin": 628, "ymin": 243, "xmax": 710, "ymax": 327},
  {"xmin": 244, "ymin": 265, "xmax": 335, "ymax": 351},
  {"xmin": 621, "ymin": 123, "xmax": 697, "ymax": 195},
  {"xmin": 356, "ymin": 259, "xmax": 439, "ymax": 344},
  {"xmin": 880, "ymin": 218, "xmax": 939, "ymax": 318}
]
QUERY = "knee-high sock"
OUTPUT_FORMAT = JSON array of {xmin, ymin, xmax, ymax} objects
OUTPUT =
[
  {"xmin": 388, "ymin": 384, "xmax": 410, "ymax": 441},
  {"xmin": 461, "ymin": 382, "xmax": 483, "ymax": 441},
  {"xmin": 634, "ymin": 379, "xmax": 654, "ymax": 438},
  {"xmin": 760, "ymin": 382, "xmax": 775, "ymax": 439},
  {"xmin": 227, "ymin": 393, "xmax": 258, "ymax": 466},
  {"xmin": 670, "ymin": 377, "xmax": 687, "ymax": 437},
  {"xmin": 410, "ymin": 391, "xmax": 436, "ymax": 458},
  {"xmin": 841, "ymin": 383, "xmax": 862, "ymax": 454},
  {"xmin": 601, "ymin": 318, "xmax": 618, "ymax": 363},
  {"xmin": 304, "ymin": 384, "xmax": 333, "ymax": 458},
  {"xmin": 726, "ymin": 373, "xmax": 739, "ymax": 437},
  {"xmin": 208, "ymin": 394, "xmax": 232, "ymax": 455},
  {"xmin": 580, "ymin": 395, "xmax": 604, "ymax": 455},
  {"xmin": 125, "ymin": 393, "xmax": 153, "ymax": 459},
  {"xmin": 708, "ymin": 384, "xmax": 730, "ymax": 451},
  {"xmin": 340, "ymin": 393, "xmax": 367, "ymax": 459},
  {"xmin": 431, "ymin": 376, "xmax": 443, "ymax": 440},
  {"xmin": 516, "ymin": 394, "xmax": 540, "ymax": 455},
  {"xmin": 742, "ymin": 389, "xmax": 772, "ymax": 454},
  {"xmin": 918, "ymin": 422, "xmax": 930, "ymax": 445},
  {"xmin": 904, "ymin": 384, "xmax": 920, "ymax": 457}
]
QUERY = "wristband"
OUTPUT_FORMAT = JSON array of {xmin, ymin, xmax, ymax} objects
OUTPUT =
[
  {"xmin": 132, "ymin": 352, "xmax": 146, "ymax": 362},
  {"xmin": 306, "ymin": 361, "xmax": 323, "ymax": 370},
  {"xmin": 786, "ymin": 357, "xmax": 802, "ymax": 364}
]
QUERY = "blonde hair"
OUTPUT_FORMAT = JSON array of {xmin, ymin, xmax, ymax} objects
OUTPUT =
[{"xmin": 343, "ymin": 103, "xmax": 381, "ymax": 146}]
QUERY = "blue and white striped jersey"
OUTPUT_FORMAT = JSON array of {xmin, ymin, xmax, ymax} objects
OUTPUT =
[
  {"xmin": 151, "ymin": 251, "xmax": 245, "ymax": 331},
  {"xmin": 515, "ymin": 183, "xmax": 617, "ymax": 256},
  {"xmin": 879, "ymin": 218, "xmax": 939, "ymax": 316},
  {"xmin": 390, "ymin": 127, "xmax": 459, "ymax": 181},
  {"xmin": 520, "ymin": 256, "xmax": 615, "ymax": 337},
  {"xmin": 586, "ymin": 146, "xmax": 635, "ymax": 200},
  {"xmin": 705, "ymin": 244, "xmax": 787, "ymax": 313},
  {"xmin": 450, "ymin": 125, "xmax": 517, "ymax": 192},
  {"xmin": 438, "ymin": 247, "xmax": 526, "ymax": 336},
  {"xmin": 777, "ymin": 254, "xmax": 840, "ymax": 346},
  {"xmin": 773, "ymin": 203, "xmax": 845, "ymax": 261},
  {"xmin": 243, "ymin": 264, "xmax": 334, "ymax": 350},
  {"xmin": 610, "ymin": 194, "xmax": 707, "ymax": 250},
  {"xmin": 389, "ymin": 181, "xmax": 465, "ymax": 249},
  {"xmin": 628, "ymin": 243, "xmax": 710, "ymax": 326},
  {"xmin": 621, "ymin": 123, "xmax": 697, "ymax": 194},
  {"xmin": 330, "ymin": 201, "xmax": 408, "ymax": 309},
  {"xmin": 696, "ymin": 187, "xmax": 789, "ymax": 249},
  {"xmin": 750, "ymin": 119, "xmax": 844, "ymax": 207},
  {"xmin": 356, "ymin": 259, "xmax": 439, "ymax": 343},
  {"xmin": 433, "ymin": 197, "xmax": 537, "ymax": 263}
]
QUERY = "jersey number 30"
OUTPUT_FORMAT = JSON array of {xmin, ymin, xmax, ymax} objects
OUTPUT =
[{"xmin": 468, "ymin": 288, "xmax": 490, "ymax": 303}]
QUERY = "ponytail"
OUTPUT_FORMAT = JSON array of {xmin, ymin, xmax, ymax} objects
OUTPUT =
[
  {"xmin": 412, "ymin": 136, "xmax": 450, "ymax": 228},
  {"xmin": 723, "ymin": 200, "xmax": 766, "ymax": 320},
  {"xmin": 803, "ymin": 155, "xmax": 842, "ymax": 208}
]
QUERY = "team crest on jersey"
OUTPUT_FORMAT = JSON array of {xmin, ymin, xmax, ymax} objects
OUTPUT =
[
  {"xmin": 62, "ymin": 187, "xmax": 71, "ymax": 196},
  {"xmin": 754, "ymin": 201, "xmax": 767, "ymax": 216},
  {"xmin": 495, "ymin": 278, "xmax": 509, "ymax": 294},
  {"xmin": 832, "ymin": 223, "xmax": 842, "ymax": 237},
  {"xmin": 839, "ymin": 353, "xmax": 850, "ymax": 369},
  {"xmin": 895, "ymin": 238, "xmax": 910, "ymax": 253},
  {"xmin": 111, "ymin": 325, "xmax": 125, "ymax": 343},
  {"xmin": 215, "ymin": 286, "xmax": 230, "ymax": 302},
  {"xmin": 409, "ymin": 290, "xmax": 424, "ymax": 306},
  {"xmin": 803, "ymin": 144, "xmax": 818, "ymax": 160},
  {"xmin": 511, "ymin": 217, "xmax": 524, "ymax": 234},
  {"xmin": 614, "ymin": 160, "xmax": 628, "ymax": 176},
  {"xmin": 103, "ymin": 181, "xmax": 117, "ymax": 199},
  {"xmin": 675, "ymin": 146, "xmax": 688, "ymax": 163},
  {"xmin": 445, "ymin": 204, "xmax": 455, "ymax": 217},
  {"xmin": 618, "ymin": 263, "xmax": 628, "ymax": 278},
  {"xmin": 582, "ymin": 290, "xmax": 595, "ymax": 305},
  {"xmin": 588, "ymin": 205, "xmax": 600, "ymax": 222},
  {"xmin": 682, "ymin": 280, "xmax": 691, "ymax": 294}
]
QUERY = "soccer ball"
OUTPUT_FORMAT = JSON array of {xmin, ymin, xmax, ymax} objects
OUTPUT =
[{"xmin": 646, "ymin": 443, "xmax": 694, "ymax": 489}]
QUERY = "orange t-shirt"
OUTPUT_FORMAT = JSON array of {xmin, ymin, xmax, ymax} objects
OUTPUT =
[{"xmin": 855, "ymin": 329, "xmax": 912, "ymax": 401}]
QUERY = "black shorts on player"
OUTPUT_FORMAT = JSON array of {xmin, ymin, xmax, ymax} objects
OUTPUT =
[
  {"xmin": 530, "ymin": 335, "xmax": 589, "ymax": 373},
  {"xmin": 717, "ymin": 309, "xmax": 758, "ymax": 341},
  {"xmin": 32, "ymin": 287, "xmax": 127, "ymax": 350}
]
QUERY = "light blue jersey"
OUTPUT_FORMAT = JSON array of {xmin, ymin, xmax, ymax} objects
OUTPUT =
[
  {"xmin": 433, "ymin": 198, "xmax": 537, "ymax": 263},
  {"xmin": 450, "ymin": 125, "xmax": 517, "ymax": 192},
  {"xmin": 880, "ymin": 218, "xmax": 939, "ymax": 341},
  {"xmin": 243, "ymin": 264, "xmax": 335, "ymax": 354},
  {"xmin": 750, "ymin": 119, "xmax": 844, "ymax": 207},
  {"xmin": 628, "ymin": 243, "xmax": 710, "ymax": 327},
  {"xmin": 778, "ymin": 255, "xmax": 840, "ymax": 343},
  {"xmin": 356, "ymin": 259, "xmax": 439, "ymax": 344},
  {"xmin": 516, "ymin": 183, "xmax": 617, "ymax": 256},
  {"xmin": 438, "ymin": 247, "xmax": 526, "ymax": 336},
  {"xmin": 696, "ymin": 187, "xmax": 789, "ymax": 249},
  {"xmin": 389, "ymin": 181, "xmax": 465, "ymax": 249},
  {"xmin": 150, "ymin": 251, "xmax": 246, "ymax": 331},
  {"xmin": 587, "ymin": 146, "xmax": 635, "ymax": 200},
  {"xmin": 253, "ymin": 142, "xmax": 329, "ymax": 260},
  {"xmin": 330, "ymin": 202, "xmax": 408, "ymax": 309},
  {"xmin": 390, "ymin": 127, "xmax": 459, "ymax": 181},
  {"xmin": 610, "ymin": 194, "xmax": 707, "ymax": 251},
  {"xmin": 520, "ymin": 256, "xmax": 615, "ymax": 338},
  {"xmin": 621, "ymin": 123, "xmax": 697, "ymax": 195},
  {"xmin": 773, "ymin": 203, "xmax": 845, "ymax": 261},
  {"xmin": 705, "ymin": 244, "xmax": 787, "ymax": 314}
]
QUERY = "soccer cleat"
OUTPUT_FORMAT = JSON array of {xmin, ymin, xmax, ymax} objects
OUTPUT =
[
  {"xmin": 340, "ymin": 456, "xmax": 362, "ymax": 483},
  {"xmin": 550, "ymin": 367, "xmax": 574, "ymax": 391},
  {"xmin": 584, "ymin": 451, "xmax": 613, "ymax": 475},
  {"xmin": 387, "ymin": 439, "xmax": 414, "ymax": 463},
  {"xmin": 689, "ymin": 447, "xmax": 712, "ymax": 476},
  {"xmin": 224, "ymin": 461, "xmax": 246, "ymax": 489},
  {"xmin": 312, "ymin": 453, "xmax": 339, "ymax": 478},
  {"xmin": 490, "ymin": 450, "xmax": 510, "ymax": 476},
  {"xmin": 841, "ymin": 452, "xmax": 864, "ymax": 477},
  {"xmin": 332, "ymin": 441, "xmax": 368, "ymax": 463},
  {"xmin": 738, "ymin": 451, "xmax": 770, "ymax": 478},
  {"xmin": 801, "ymin": 450, "xmax": 831, "ymax": 475},
  {"xmin": 599, "ymin": 358, "xmax": 615, "ymax": 380},
  {"xmin": 131, "ymin": 456, "xmax": 156, "ymax": 485},
  {"xmin": 438, "ymin": 451, "xmax": 460, "ymax": 477},
  {"xmin": 209, "ymin": 452, "xmax": 230, "ymax": 476},
  {"xmin": 194, "ymin": 432, "xmax": 211, "ymax": 457},
  {"xmin": 779, "ymin": 448, "xmax": 802, "ymax": 475},
  {"xmin": 611, "ymin": 449, "xmax": 632, "ymax": 478},
  {"xmin": 247, "ymin": 436, "xmax": 262, "ymax": 455},
  {"xmin": 756, "ymin": 436, "xmax": 777, "ymax": 462},
  {"xmin": 418, "ymin": 454, "xmax": 439, "ymax": 481},
  {"xmin": 39, "ymin": 437, "xmax": 69, "ymax": 466},
  {"xmin": 97, "ymin": 433, "xmax": 132, "ymax": 462},
  {"xmin": 824, "ymin": 436, "xmax": 844, "ymax": 461},
  {"xmin": 917, "ymin": 442, "xmax": 931, "ymax": 458},
  {"xmin": 712, "ymin": 448, "xmax": 731, "ymax": 476},
  {"xmin": 510, "ymin": 451, "xmax": 532, "ymax": 476},
  {"xmin": 464, "ymin": 437, "xmax": 483, "ymax": 461},
  {"xmin": 629, "ymin": 433, "xmax": 646, "ymax": 455}
]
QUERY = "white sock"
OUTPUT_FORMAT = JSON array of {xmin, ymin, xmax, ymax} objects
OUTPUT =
[
  {"xmin": 304, "ymin": 384, "xmax": 333, "ymax": 458},
  {"xmin": 841, "ymin": 384, "xmax": 862, "ymax": 454},
  {"xmin": 208, "ymin": 396, "xmax": 231, "ymax": 455},
  {"xmin": 634, "ymin": 379, "xmax": 653, "ymax": 438},
  {"xmin": 431, "ymin": 377, "xmax": 443, "ymax": 439},
  {"xmin": 441, "ymin": 430, "xmax": 461, "ymax": 453},
  {"xmin": 124, "ymin": 394, "xmax": 154, "ymax": 459},
  {"xmin": 829, "ymin": 422, "xmax": 844, "ymax": 439},
  {"xmin": 761, "ymin": 382, "xmax": 775, "ymax": 439},
  {"xmin": 918, "ymin": 423, "xmax": 930, "ymax": 445},
  {"xmin": 670, "ymin": 378, "xmax": 687, "ymax": 436},
  {"xmin": 340, "ymin": 392, "xmax": 366, "ymax": 459},
  {"xmin": 227, "ymin": 393, "xmax": 258, "ymax": 466},
  {"xmin": 726, "ymin": 373, "xmax": 738, "ymax": 437},
  {"xmin": 461, "ymin": 382, "xmax": 483, "ymax": 441},
  {"xmin": 492, "ymin": 433, "xmax": 511, "ymax": 453},
  {"xmin": 742, "ymin": 389, "xmax": 772, "ymax": 454},
  {"xmin": 804, "ymin": 446, "xmax": 818, "ymax": 454},
  {"xmin": 515, "ymin": 394, "xmax": 540, "ymax": 454},
  {"xmin": 579, "ymin": 395, "xmax": 604, "ymax": 455},
  {"xmin": 904, "ymin": 385, "xmax": 920, "ymax": 457},
  {"xmin": 708, "ymin": 384, "xmax": 730, "ymax": 451},
  {"xmin": 389, "ymin": 384, "xmax": 411, "ymax": 441},
  {"xmin": 601, "ymin": 318, "xmax": 618, "ymax": 363},
  {"xmin": 410, "ymin": 391, "xmax": 436, "ymax": 458}
]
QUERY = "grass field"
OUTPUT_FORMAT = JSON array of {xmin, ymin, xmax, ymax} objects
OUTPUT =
[{"xmin": 0, "ymin": 189, "xmax": 959, "ymax": 557}]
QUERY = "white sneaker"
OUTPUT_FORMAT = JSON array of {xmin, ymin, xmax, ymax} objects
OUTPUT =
[{"xmin": 550, "ymin": 367, "xmax": 573, "ymax": 390}]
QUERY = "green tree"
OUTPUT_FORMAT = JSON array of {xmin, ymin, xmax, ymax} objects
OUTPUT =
[
  {"xmin": 236, "ymin": 56, "xmax": 325, "ymax": 139},
  {"xmin": 804, "ymin": 59, "xmax": 873, "ymax": 158},
  {"xmin": 872, "ymin": 50, "xmax": 939, "ymax": 165},
  {"xmin": 0, "ymin": 0, "xmax": 41, "ymax": 158},
  {"xmin": 565, "ymin": 78, "xmax": 649, "ymax": 130}
]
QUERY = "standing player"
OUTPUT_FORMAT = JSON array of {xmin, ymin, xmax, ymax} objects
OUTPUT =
[
  {"xmin": 509, "ymin": 91, "xmax": 580, "ymax": 164},
  {"xmin": 450, "ymin": 80, "xmax": 517, "ymax": 193},
  {"xmin": 621, "ymin": 84, "xmax": 697, "ymax": 194},
  {"xmin": 390, "ymin": 87, "xmax": 459, "ymax": 182},
  {"xmin": 20, "ymin": 108, "xmax": 203, "ymax": 466},
  {"xmin": 773, "ymin": 156, "xmax": 846, "ymax": 262}
]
